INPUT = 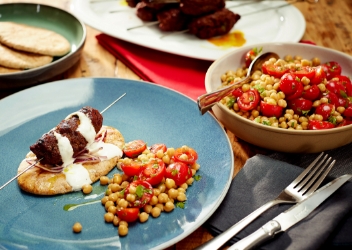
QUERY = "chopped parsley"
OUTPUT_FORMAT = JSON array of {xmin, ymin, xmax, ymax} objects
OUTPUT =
[
  {"xmin": 194, "ymin": 175, "xmax": 202, "ymax": 181},
  {"xmin": 176, "ymin": 201, "xmax": 186, "ymax": 209},
  {"xmin": 226, "ymin": 96, "xmax": 236, "ymax": 108},
  {"xmin": 262, "ymin": 120, "xmax": 271, "ymax": 126}
]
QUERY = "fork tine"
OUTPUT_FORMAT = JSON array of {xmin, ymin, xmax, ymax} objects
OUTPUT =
[
  {"xmin": 290, "ymin": 152, "xmax": 324, "ymax": 187},
  {"xmin": 303, "ymin": 159, "xmax": 335, "ymax": 196},
  {"xmin": 295, "ymin": 154, "xmax": 329, "ymax": 190}
]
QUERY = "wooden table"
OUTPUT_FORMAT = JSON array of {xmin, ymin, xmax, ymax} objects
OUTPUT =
[{"xmin": 1, "ymin": 0, "xmax": 351, "ymax": 249}]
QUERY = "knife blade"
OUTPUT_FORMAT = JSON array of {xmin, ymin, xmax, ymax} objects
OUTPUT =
[{"xmin": 228, "ymin": 174, "xmax": 352, "ymax": 250}]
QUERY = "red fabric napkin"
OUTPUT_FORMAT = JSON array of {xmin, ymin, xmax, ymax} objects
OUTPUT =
[{"xmin": 96, "ymin": 33, "xmax": 213, "ymax": 100}]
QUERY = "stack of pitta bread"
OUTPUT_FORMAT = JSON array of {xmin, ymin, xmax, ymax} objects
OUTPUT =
[{"xmin": 0, "ymin": 22, "xmax": 71, "ymax": 74}]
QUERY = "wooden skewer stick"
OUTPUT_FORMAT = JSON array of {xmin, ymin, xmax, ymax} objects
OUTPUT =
[
  {"xmin": 0, "ymin": 93, "xmax": 126, "ymax": 191},
  {"xmin": 0, "ymin": 158, "xmax": 43, "ymax": 191}
]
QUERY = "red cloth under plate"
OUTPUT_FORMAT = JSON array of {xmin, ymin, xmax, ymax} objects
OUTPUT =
[{"xmin": 96, "ymin": 33, "xmax": 213, "ymax": 100}]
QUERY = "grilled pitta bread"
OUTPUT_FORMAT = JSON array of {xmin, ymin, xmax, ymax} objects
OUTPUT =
[
  {"xmin": 17, "ymin": 126, "xmax": 125, "ymax": 195},
  {"xmin": 0, "ymin": 22, "xmax": 71, "ymax": 56},
  {"xmin": 0, "ymin": 65, "xmax": 21, "ymax": 74},
  {"xmin": 0, "ymin": 43, "xmax": 53, "ymax": 69}
]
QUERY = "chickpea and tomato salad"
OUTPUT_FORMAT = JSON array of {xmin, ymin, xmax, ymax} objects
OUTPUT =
[
  {"xmin": 220, "ymin": 49, "xmax": 352, "ymax": 130},
  {"xmin": 99, "ymin": 139, "xmax": 200, "ymax": 237}
]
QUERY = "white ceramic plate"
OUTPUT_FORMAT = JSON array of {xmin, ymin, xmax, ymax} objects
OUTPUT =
[
  {"xmin": 0, "ymin": 78, "xmax": 234, "ymax": 249},
  {"xmin": 70, "ymin": 0, "xmax": 305, "ymax": 61}
]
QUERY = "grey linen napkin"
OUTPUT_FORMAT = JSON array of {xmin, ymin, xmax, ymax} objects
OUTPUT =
[{"xmin": 205, "ymin": 154, "xmax": 352, "ymax": 250}]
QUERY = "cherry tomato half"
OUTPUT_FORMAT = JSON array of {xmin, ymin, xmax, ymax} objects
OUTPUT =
[
  {"xmin": 139, "ymin": 158, "xmax": 166, "ymax": 186},
  {"xmin": 315, "ymin": 103, "xmax": 334, "ymax": 121},
  {"xmin": 322, "ymin": 92, "xmax": 339, "ymax": 107},
  {"xmin": 286, "ymin": 81, "xmax": 304, "ymax": 101},
  {"xmin": 125, "ymin": 180, "xmax": 153, "ymax": 208},
  {"xmin": 121, "ymin": 160, "xmax": 143, "ymax": 176},
  {"xmin": 332, "ymin": 75, "xmax": 352, "ymax": 96},
  {"xmin": 117, "ymin": 208, "xmax": 139, "ymax": 222},
  {"xmin": 232, "ymin": 88, "xmax": 243, "ymax": 98},
  {"xmin": 173, "ymin": 146, "xmax": 198, "ymax": 165},
  {"xmin": 325, "ymin": 80, "xmax": 347, "ymax": 98},
  {"xmin": 310, "ymin": 66, "xmax": 327, "ymax": 85},
  {"xmin": 260, "ymin": 101, "xmax": 283, "ymax": 118},
  {"xmin": 302, "ymin": 85, "xmax": 320, "ymax": 101},
  {"xmin": 244, "ymin": 47, "xmax": 262, "ymax": 68},
  {"xmin": 149, "ymin": 143, "xmax": 167, "ymax": 154},
  {"xmin": 279, "ymin": 73, "xmax": 302, "ymax": 96},
  {"xmin": 308, "ymin": 120, "xmax": 335, "ymax": 130},
  {"xmin": 123, "ymin": 140, "xmax": 147, "ymax": 158},
  {"xmin": 290, "ymin": 66, "xmax": 315, "ymax": 80},
  {"xmin": 322, "ymin": 61, "xmax": 342, "ymax": 80},
  {"xmin": 165, "ymin": 162, "xmax": 192, "ymax": 186},
  {"xmin": 343, "ymin": 104, "xmax": 352, "ymax": 117},
  {"xmin": 288, "ymin": 98, "xmax": 313, "ymax": 115},
  {"xmin": 262, "ymin": 64, "xmax": 290, "ymax": 78},
  {"xmin": 237, "ymin": 89, "xmax": 260, "ymax": 111}
]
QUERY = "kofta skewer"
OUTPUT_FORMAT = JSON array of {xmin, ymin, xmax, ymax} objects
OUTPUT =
[{"xmin": 0, "ymin": 93, "xmax": 126, "ymax": 191}]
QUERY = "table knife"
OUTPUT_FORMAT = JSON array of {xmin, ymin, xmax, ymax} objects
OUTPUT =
[{"xmin": 228, "ymin": 174, "xmax": 352, "ymax": 250}]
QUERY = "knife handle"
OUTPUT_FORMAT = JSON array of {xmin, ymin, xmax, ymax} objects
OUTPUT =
[{"xmin": 228, "ymin": 220, "xmax": 281, "ymax": 250}]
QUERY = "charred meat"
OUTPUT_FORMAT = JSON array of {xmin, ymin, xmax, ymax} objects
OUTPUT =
[
  {"xmin": 30, "ymin": 107, "xmax": 103, "ymax": 165},
  {"xmin": 188, "ymin": 8, "xmax": 241, "ymax": 39},
  {"xmin": 180, "ymin": 0, "xmax": 225, "ymax": 16}
]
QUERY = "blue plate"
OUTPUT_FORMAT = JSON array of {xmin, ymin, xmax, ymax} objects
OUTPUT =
[{"xmin": 0, "ymin": 78, "xmax": 233, "ymax": 249}]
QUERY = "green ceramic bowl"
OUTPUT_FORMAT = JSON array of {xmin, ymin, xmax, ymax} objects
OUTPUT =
[{"xmin": 0, "ymin": 3, "xmax": 86, "ymax": 90}]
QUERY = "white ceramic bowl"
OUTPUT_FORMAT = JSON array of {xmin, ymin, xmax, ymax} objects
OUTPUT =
[{"xmin": 205, "ymin": 42, "xmax": 352, "ymax": 153}]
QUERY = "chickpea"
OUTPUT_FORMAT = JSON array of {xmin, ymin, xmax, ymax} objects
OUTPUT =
[
  {"xmin": 82, "ymin": 184, "xmax": 93, "ymax": 194},
  {"xmin": 110, "ymin": 183, "xmax": 120, "ymax": 193},
  {"xmin": 104, "ymin": 212, "xmax": 115, "ymax": 223},
  {"xmin": 165, "ymin": 178, "xmax": 176, "ymax": 189},
  {"xmin": 155, "ymin": 203, "xmax": 164, "ymax": 212},
  {"xmin": 118, "ymin": 199, "xmax": 128, "ymax": 208},
  {"xmin": 168, "ymin": 188, "xmax": 178, "ymax": 199},
  {"xmin": 139, "ymin": 212, "xmax": 149, "ymax": 223},
  {"xmin": 162, "ymin": 154, "xmax": 171, "ymax": 164},
  {"xmin": 126, "ymin": 193, "xmax": 136, "ymax": 203},
  {"xmin": 105, "ymin": 200, "xmax": 115, "ymax": 211},
  {"xmin": 157, "ymin": 183, "xmax": 166, "ymax": 193},
  {"xmin": 186, "ymin": 177, "xmax": 194, "ymax": 186},
  {"xmin": 112, "ymin": 174, "xmax": 123, "ymax": 185},
  {"xmin": 108, "ymin": 206, "xmax": 117, "ymax": 214},
  {"xmin": 113, "ymin": 215, "xmax": 121, "ymax": 226},
  {"xmin": 101, "ymin": 196, "xmax": 109, "ymax": 205},
  {"xmin": 149, "ymin": 195, "xmax": 158, "ymax": 206},
  {"xmin": 118, "ymin": 224, "xmax": 128, "ymax": 236},
  {"xmin": 100, "ymin": 176, "xmax": 110, "ymax": 185},
  {"xmin": 144, "ymin": 204, "xmax": 153, "ymax": 214},
  {"xmin": 151, "ymin": 207, "xmax": 161, "ymax": 218},
  {"xmin": 158, "ymin": 193, "xmax": 169, "ymax": 204},
  {"xmin": 72, "ymin": 222, "xmax": 82, "ymax": 233},
  {"xmin": 108, "ymin": 193, "xmax": 118, "ymax": 202},
  {"xmin": 164, "ymin": 201, "xmax": 175, "ymax": 212},
  {"xmin": 177, "ymin": 192, "xmax": 187, "ymax": 202}
]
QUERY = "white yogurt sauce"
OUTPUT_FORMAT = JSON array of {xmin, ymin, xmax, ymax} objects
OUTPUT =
[
  {"xmin": 65, "ymin": 111, "xmax": 96, "ymax": 145},
  {"xmin": 88, "ymin": 141, "xmax": 123, "ymax": 159},
  {"xmin": 53, "ymin": 132, "xmax": 74, "ymax": 166},
  {"xmin": 62, "ymin": 142, "xmax": 122, "ymax": 191},
  {"xmin": 63, "ymin": 163, "xmax": 92, "ymax": 191}
]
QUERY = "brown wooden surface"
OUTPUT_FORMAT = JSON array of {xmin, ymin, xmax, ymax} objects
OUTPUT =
[{"xmin": 1, "ymin": 0, "xmax": 351, "ymax": 249}]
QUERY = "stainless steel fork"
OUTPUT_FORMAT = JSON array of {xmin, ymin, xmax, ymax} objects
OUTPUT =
[{"xmin": 195, "ymin": 152, "xmax": 335, "ymax": 250}]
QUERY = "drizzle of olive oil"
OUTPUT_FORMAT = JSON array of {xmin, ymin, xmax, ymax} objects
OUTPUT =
[{"xmin": 208, "ymin": 30, "xmax": 246, "ymax": 48}]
